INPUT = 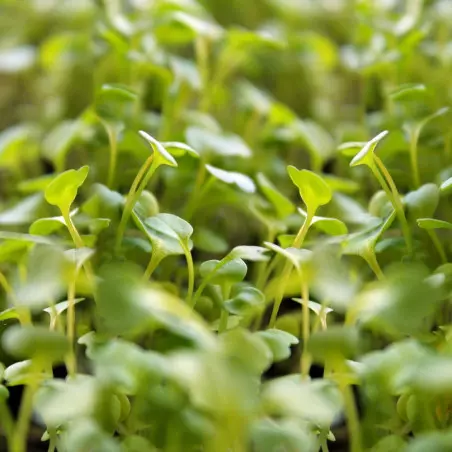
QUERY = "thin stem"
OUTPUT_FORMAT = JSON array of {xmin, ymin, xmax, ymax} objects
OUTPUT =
[
  {"xmin": 320, "ymin": 430, "xmax": 330, "ymax": 452},
  {"xmin": 342, "ymin": 383, "xmax": 363, "ymax": 452},
  {"xmin": 115, "ymin": 156, "xmax": 154, "ymax": 251},
  {"xmin": 254, "ymin": 237, "xmax": 275, "ymax": 288},
  {"xmin": 268, "ymin": 212, "xmax": 313, "ymax": 328},
  {"xmin": 373, "ymin": 158, "xmax": 413, "ymax": 254},
  {"xmin": 63, "ymin": 212, "xmax": 96, "ymax": 301},
  {"xmin": 190, "ymin": 259, "xmax": 227, "ymax": 309},
  {"xmin": 427, "ymin": 229, "xmax": 447, "ymax": 264},
  {"xmin": 144, "ymin": 253, "xmax": 162, "ymax": 280},
  {"xmin": 300, "ymin": 278, "xmax": 311, "ymax": 379},
  {"xmin": 182, "ymin": 244, "xmax": 195, "ymax": 304},
  {"xmin": 184, "ymin": 162, "xmax": 207, "ymax": 221},
  {"xmin": 0, "ymin": 402, "xmax": 14, "ymax": 450},
  {"xmin": 218, "ymin": 310, "xmax": 229, "ymax": 334},
  {"xmin": 66, "ymin": 279, "xmax": 77, "ymax": 377},
  {"xmin": 409, "ymin": 129, "xmax": 421, "ymax": 188},
  {"xmin": 12, "ymin": 372, "xmax": 38, "ymax": 452},
  {"xmin": 64, "ymin": 211, "xmax": 84, "ymax": 249},
  {"xmin": 0, "ymin": 271, "xmax": 12, "ymax": 295},
  {"xmin": 363, "ymin": 249, "xmax": 385, "ymax": 280},
  {"xmin": 106, "ymin": 124, "xmax": 118, "ymax": 189},
  {"xmin": 218, "ymin": 284, "xmax": 231, "ymax": 334}
]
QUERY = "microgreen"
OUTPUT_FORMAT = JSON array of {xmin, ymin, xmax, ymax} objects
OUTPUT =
[{"xmin": 3, "ymin": 2, "xmax": 452, "ymax": 451}]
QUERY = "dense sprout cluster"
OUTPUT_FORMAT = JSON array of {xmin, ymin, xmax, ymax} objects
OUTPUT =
[{"xmin": 1, "ymin": 1, "xmax": 452, "ymax": 451}]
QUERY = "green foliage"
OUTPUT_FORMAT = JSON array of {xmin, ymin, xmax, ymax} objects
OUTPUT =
[{"xmin": 2, "ymin": 1, "xmax": 452, "ymax": 451}]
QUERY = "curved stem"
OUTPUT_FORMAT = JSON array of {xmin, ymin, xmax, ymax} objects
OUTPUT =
[
  {"xmin": 182, "ymin": 244, "xmax": 195, "ymax": 305},
  {"xmin": 409, "ymin": 129, "xmax": 421, "ymax": 188},
  {"xmin": 12, "ymin": 368, "xmax": 38, "ymax": 452},
  {"xmin": 342, "ymin": 382, "xmax": 363, "ymax": 452},
  {"xmin": 372, "ymin": 158, "xmax": 413, "ymax": 254},
  {"xmin": 66, "ymin": 278, "xmax": 77, "ymax": 377},
  {"xmin": 63, "ymin": 211, "xmax": 96, "ymax": 300},
  {"xmin": 144, "ymin": 253, "xmax": 162, "ymax": 280},
  {"xmin": 300, "ymin": 278, "xmax": 311, "ymax": 379},
  {"xmin": 115, "ymin": 156, "xmax": 156, "ymax": 251},
  {"xmin": 268, "ymin": 211, "xmax": 313, "ymax": 328},
  {"xmin": 106, "ymin": 124, "xmax": 118, "ymax": 189},
  {"xmin": 218, "ymin": 284, "xmax": 231, "ymax": 334},
  {"xmin": 363, "ymin": 249, "xmax": 385, "ymax": 280},
  {"xmin": 427, "ymin": 229, "xmax": 447, "ymax": 264}
]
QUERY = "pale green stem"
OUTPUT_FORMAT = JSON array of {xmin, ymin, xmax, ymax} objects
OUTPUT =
[
  {"xmin": 427, "ymin": 229, "xmax": 447, "ymax": 264},
  {"xmin": 144, "ymin": 253, "xmax": 162, "ymax": 280},
  {"xmin": 372, "ymin": 157, "xmax": 413, "ymax": 254},
  {"xmin": 363, "ymin": 249, "xmax": 385, "ymax": 280},
  {"xmin": 66, "ymin": 278, "xmax": 77, "ymax": 377},
  {"xmin": 11, "ymin": 367, "xmax": 39, "ymax": 452},
  {"xmin": 342, "ymin": 382, "xmax": 363, "ymax": 452},
  {"xmin": 268, "ymin": 211, "xmax": 314, "ymax": 328},
  {"xmin": 300, "ymin": 278, "xmax": 311, "ymax": 379},
  {"xmin": 63, "ymin": 211, "xmax": 96, "ymax": 300},
  {"xmin": 182, "ymin": 243, "xmax": 195, "ymax": 304},
  {"xmin": 409, "ymin": 129, "xmax": 421, "ymax": 188},
  {"xmin": 184, "ymin": 163, "xmax": 209, "ymax": 221},
  {"xmin": 254, "ymin": 227, "xmax": 276, "ymax": 289},
  {"xmin": 190, "ymin": 258, "xmax": 229, "ymax": 309},
  {"xmin": 106, "ymin": 124, "xmax": 118, "ymax": 189},
  {"xmin": 0, "ymin": 402, "xmax": 14, "ymax": 450},
  {"xmin": 115, "ymin": 156, "xmax": 156, "ymax": 251},
  {"xmin": 218, "ymin": 285, "xmax": 231, "ymax": 334}
]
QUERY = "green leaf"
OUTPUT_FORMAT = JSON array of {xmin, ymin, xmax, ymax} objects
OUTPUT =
[
  {"xmin": 323, "ymin": 174, "xmax": 360, "ymax": 194},
  {"xmin": 298, "ymin": 208, "xmax": 347, "ymax": 236},
  {"xmin": 199, "ymin": 258, "xmax": 247, "ymax": 285},
  {"xmin": 353, "ymin": 264, "xmax": 444, "ymax": 338},
  {"xmin": 206, "ymin": 164, "xmax": 255, "ymax": 193},
  {"xmin": 291, "ymin": 120, "xmax": 335, "ymax": 168},
  {"xmin": 255, "ymin": 329, "xmax": 299, "ymax": 362},
  {"xmin": 440, "ymin": 176, "xmax": 452, "ymax": 195},
  {"xmin": 161, "ymin": 141, "xmax": 199, "ymax": 158},
  {"xmin": 4, "ymin": 360, "xmax": 51, "ymax": 386},
  {"xmin": 138, "ymin": 131, "xmax": 177, "ymax": 168},
  {"xmin": 97, "ymin": 264, "xmax": 214, "ymax": 347},
  {"xmin": 406, "ymin": 431, "xmax": 452, "ymax": 452},
  {"xmin": 342, "ymin": 210, "xmax": 396, "ymax": 257},
  {"xmin": 264, "ymin": 242, "xmax": 312, "ymax": 272},
  {"xmin": 350, "ymin": 130, "xmax": 389, "ymax": 167},
  {"xmin": 29, "ymin": 215, "xmax": 66, "ymax": 235},
  {"xmin": 0, "ymin": 307, "xmax": 22, "ymax": 321},
  {"xmin": 251, "ymin": 418, "xmax": 316, "ymax": 452},
  {"xmin": 229, "ymin": 245, "xmax": 269, "ymax": 262},
  {"xmin": 262, "ymin": 376, "xmax": 342, "ymax": 428},
  {"xmin": 193, "ymin": 227, "xmax": 228, "ymax": 253},
  {"xmin": 2, "ymin": 325, "xmax": 69, "ymax": 362},
  {"xmin": 287, "ymin": 167, "xmax": 332, "ymax": 213},
  {"xmin": 308, "ymin": 326, "xmax": 360, "ymax": 363},
  {"xmin": 44, "ymin": 298, "xmax": 85, "ymax": 317},
  {"xmin": 417, "ymin": 218, "xmax": 452, "ymax": 230},
  {"xmin": 45, "ymin": 166, "xmax": 90, "ymax": 213},
  {"xmin": 0, "ymin": 194, "xmax": 44, "ymax": 226},
  {"xmin": 389, "ymin": 83, "xmax": 427, "ymax": 101},
  {"xmin": 133, "ymin": 212, "xmax": 193, "ymax": 260},
  {"xmin": 42, "ymin": 115, "xmax": 91, "ymax": 170},
  {"xmin": 13, "ymin": 245, "xmax": 68, "ymax": 310},
  {"xmin": 220, "ymin": 328, "xmax": 272, "ymax": 374},
  {"xmin": 185, "ymin": 127, "xmax": 251, "ymax": 158},
  {"xmin": 338, "ymin": 141, "xmax": 367, "ymax": 157},
  {"xmin": 404, "ymin": 183, "xmax": 440, "ymax": 220},
  {"xmin": 225, "ymin": 286, "xmax": 265, "ymax": 315},
  {"xmin": 256, "ymin": 173, "xmax": 294, "ymax": 219},
  {"xmin": 95, "ymin": 83, "xmax": 138, "ymax": 121}
]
